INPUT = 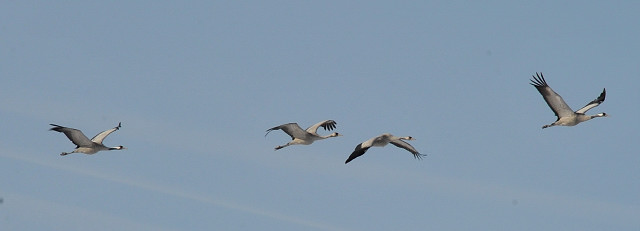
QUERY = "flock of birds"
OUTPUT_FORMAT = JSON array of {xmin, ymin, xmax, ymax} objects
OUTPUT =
[
  {"xmin": 263, "ymin": 119, "xmax": 425, "ymax": 163},
  {"xmin": 50, "ymin": 73, "xmax": 608, "ymax": 164}
]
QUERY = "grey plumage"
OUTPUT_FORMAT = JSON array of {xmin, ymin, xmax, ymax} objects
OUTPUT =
[
  {"xmin": 530, "ymin": 73, "xmax": 608, "ymax": 129},
  {"xmin": 265, "ymin": 120, "xmax": 341, "ymax": 150},
  {"xmin": 50, "ymin": 123, "xmax": 126, "ymax": 156},
  {"xmin": 345, "ymin": 133, "xmax": 425, "ymax": 164}
]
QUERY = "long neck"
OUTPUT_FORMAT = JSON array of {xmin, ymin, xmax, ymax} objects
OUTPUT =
[
  {"xmin": 320, "ymin": 133, "xmax": 337, "ymax": 139},
  {"xmin": 590, "ymin": 113, "xmax": 607, "ymax": 119},
  {"xmin": 108, "ymin": 146, "xmax": 124, "ymax": 150},
  {"xmin": 575, "ymin": 113, "xmax": 606, "ymax": 123}
]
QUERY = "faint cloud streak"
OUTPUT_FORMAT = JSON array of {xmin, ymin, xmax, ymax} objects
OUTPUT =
[{"xmin": 0, "ymin": 151, "xmax": 351, "ymax": 231}]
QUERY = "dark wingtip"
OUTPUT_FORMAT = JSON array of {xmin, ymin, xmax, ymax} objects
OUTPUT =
[
  {"xmin": 345, "ymin": 153, "xmax": 356, "ymax": 164},
  {"xmin": 345, "ymin": 157, "xmax": 354, "ymax": 164},
  {"xmin": 530, "ymin": 72, "xmax": 547, "ymax": 87},
  {"xmin": 49, "ymin": 124, "xmax": 62, "ymax": 131},
  {"xmin": 264, "ymin": 128, "xmax": 274, "ymax": 137},
  {"xmin": 322, "ymin": 120, "xmax": 337, "ymax": 131},
  {"xmin": 416, "ymin": 153, "xmax": 427, "ymax": 160},
  {"xmin": 345, "ymin": 145, "xmax": 366, "ymax": 164}
]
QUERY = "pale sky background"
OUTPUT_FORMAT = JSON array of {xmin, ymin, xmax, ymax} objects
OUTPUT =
[{"xmin": 1, "ymin": 1, "xmax": 639, "ymax": 231}]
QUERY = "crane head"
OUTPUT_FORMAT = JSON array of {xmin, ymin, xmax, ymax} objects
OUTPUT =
[{"xmin": 402, "ymin": 136, "xmax": 415, "ymax": 141}]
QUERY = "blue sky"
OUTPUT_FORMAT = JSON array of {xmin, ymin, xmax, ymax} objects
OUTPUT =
[{"xmin": 1, "ymin": 1, "xmax": 639, "ymax": 230}]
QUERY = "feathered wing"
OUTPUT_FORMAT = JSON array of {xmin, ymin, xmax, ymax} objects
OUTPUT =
[
  {"xmin": 345, "ymin": 143, "xmax": 370, "ymax": 164},
  {"xmin": 91, "ymin": 122, "xmax": 122, "ymax": 144},
  {"xmin": 265, "ymin": 123, "xmax": 308, "ymax": 140},
  {"xmin": 389, "ymin": 140, "xmax": 425, "ymax": 159},
  {"xmin": 575, "ymin": 88, "xmax": 606, "ymax": 114},
  {"xmin": 305, "ymin": 120, "xmax": 337, "ymax": 134},
  {"xmin": 49, "ymin": 124, "xmax": 93, "ymax": 147},
  {"xmin": 530, "ymin": 73, "xmax": 575, "ymax": 118}
]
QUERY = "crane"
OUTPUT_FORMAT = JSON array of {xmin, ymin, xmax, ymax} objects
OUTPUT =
[
  {"xmin": 50, "ymin": 123, "xmax": 126, "ymax": 156},
  {"xmin": 530, "ymin": 73, "xmax": 607, "ymax": 129},
  {"xmin": 345, "ymin": 133, "xmax": 424, "ymax": 164},
  {"xmin": 265, "ymin": 120, "xmax": 341, "ymax": 150}
]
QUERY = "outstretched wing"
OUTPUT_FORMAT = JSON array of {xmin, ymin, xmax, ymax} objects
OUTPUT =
[
  {"xmin": 265, "ymin": 123, "xmax": 307, "ymax": 140},
  {"xmin": 530, "ymin": 73, "xmax": 574, "ymax": 118},
  {"xmin": 390, "ymin": 140, "xmax": 425, "ymax": 160},
  {"xmin": 575, "ymin": 88, "xmax": 606, "ymax": 114},
  {"xmin": 91, "ymin": 122, "xmax": 122, "ymax": 144},
  {"xmin": 305, "ymin": 120, "xmax": 337, "ymax": 135},
  {"xmin": 345, "ymin": 143, "xmax": 370, "ymax": 164},
  {"xmin": 49, "ymin": 124, "xmax": 93, "ymax": 147}
]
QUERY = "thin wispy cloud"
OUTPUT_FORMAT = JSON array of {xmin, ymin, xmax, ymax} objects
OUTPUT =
[
  {"xmin": 0, "ymin": 150, "xmax": 352, "ymax": 231},
  {"xmin": 0, "ymin": 96, "xmax": 637, "ymax": 229},
  {"xmin": 0, "ymin": 192, "xmax": 180, "ymax": 231},
  {"xmin": 280, "ymin": 157, "xmax": 640, "ymax": 225}
]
